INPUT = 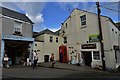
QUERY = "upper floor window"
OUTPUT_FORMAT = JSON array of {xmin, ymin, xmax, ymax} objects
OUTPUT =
[
  {"xmin": 56, "ymin": 37, "xmax": 58, "ymax": 43},
  {"xmin": 80, "ymin": 15, "xmax": 86, "ymax": 26},
  {"xmin": 14, "ymin": 21, "xmax": 22, "ymax": 36},
  {"xmin": 65, "ymin": 23, "xmax": 67, "ymax": 27},
  {"xmin": 49, "ymin": 36, "xmax": 53, "ymax": 42},
  {"xmin": 64, "ymin": 37, "xmax": 67, "ymax": 44}
]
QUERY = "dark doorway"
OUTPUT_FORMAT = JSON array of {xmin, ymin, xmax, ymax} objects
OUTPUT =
[
  {"xmin": 82, "ymin": 51, "xmax": 92, "ymax": 66},
  {"xmin": 5, "ymin": 40, "xmax": 29, "ymax": 65},
  {"xmin": 44, "ymin": 55, "xmax": 49, "ymax": 62}
]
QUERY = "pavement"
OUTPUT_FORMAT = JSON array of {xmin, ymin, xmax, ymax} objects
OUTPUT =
[{"xmin": 38, "ymin": 61, "xmax": 107, "ymax": 73}]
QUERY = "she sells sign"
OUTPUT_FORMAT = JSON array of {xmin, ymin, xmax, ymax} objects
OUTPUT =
[{"xmin": 89, "ymin": 34, "xmax": 100, "ymax": 42}]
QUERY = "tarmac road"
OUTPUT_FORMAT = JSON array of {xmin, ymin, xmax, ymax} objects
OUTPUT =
[{"xmin": 2, "ymin": 66, "xmax": 120, "ymax": 79}]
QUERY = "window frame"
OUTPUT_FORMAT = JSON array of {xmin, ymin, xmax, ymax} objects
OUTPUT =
[
  {"xmin": 49, "ymin": 36, "xmax": 53, "ymax": 42},
  {"xmin": 92, "ymin": 51, "xmax": 101, "ymax": 61},
  {"xmin": 64, "ymin": 37, "xmax": 67, "ymax": 44},
  {"xmin": 14, "ymin": 21, "xmax": 22, "ymax": 35},
  {"xmin": 56, "ymin": 37, "xmax": 58, "ymax": 43},
  {"xmin": 80, "ymin": 15, "xmax": 86, "ymax": 26}
]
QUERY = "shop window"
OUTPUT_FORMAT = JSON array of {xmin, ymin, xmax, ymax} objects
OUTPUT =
[
  {"xmin": 14, "ymin": 21, "xmax": 22, "ymax": 36},
  {"xmin": 56, "ymin": 37, "xmax": 58, "ymax": 43},
  {"xmin": 80, "ymin": 15, "xmax": 86, "ymax": 26},
  {"xmin": 49, "ymin": 36, "xmax": 53, "ymax": 42},
  {"xmin": 64, "ymin": 37, "xmax": 67, "ymax": 44},
  {"xmin": 93, "ymin": 51, "xmax": 100, "ymax": 60}
]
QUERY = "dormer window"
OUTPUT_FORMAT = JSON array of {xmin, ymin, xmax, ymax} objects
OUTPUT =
[{"xmin": 13, "ymin": 21, "xmax": 22, "ymax": 36}]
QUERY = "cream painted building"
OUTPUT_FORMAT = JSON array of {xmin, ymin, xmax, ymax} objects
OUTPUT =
[
  {"xmin": 33, "ymin": 29, "xmax": 62, "ymax": 63},
  {"xmin": 60, "ymin": 8, "xmax": 120, "ymax": 70}
]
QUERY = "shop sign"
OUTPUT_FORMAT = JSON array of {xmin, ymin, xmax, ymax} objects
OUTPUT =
[
  {"xmin": 2, "ymin": 34, "xmax": 34, "ymax": 41},
  {"xmin": 89, "ymin": 34, "xmax": 100, "ymax": 42},
  {"xmin": 81, "ymin": 43, "xmax": 96, "ymax": 49}
]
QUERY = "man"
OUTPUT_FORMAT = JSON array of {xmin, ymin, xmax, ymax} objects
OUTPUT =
[{"xmin": 33, "ymin": 50, "xmax": 38, "ymax": 69}]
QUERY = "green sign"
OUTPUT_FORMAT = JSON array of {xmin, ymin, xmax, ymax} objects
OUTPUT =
[{"xmin": 89, "ymin": 34, "xmax": 100, "ymax": 42}]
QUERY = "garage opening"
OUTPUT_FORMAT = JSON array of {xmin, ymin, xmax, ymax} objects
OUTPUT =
[
  {"xmin": 4, "ymin": 40, "xmax": 30, "ymax": 65},
  {"xmin": 82, "ymin": 51, "xmax": 92, "ymax": 66}
]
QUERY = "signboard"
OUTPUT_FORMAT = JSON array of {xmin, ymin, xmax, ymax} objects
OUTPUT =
[
  {"xmin": 81, "ymin": 43, "xmax": 96, "ymax": 49},
  {"xmin": 89, "ymin": 34, "xmax": 100, "ymax": 42},
  {"xmin": 2, "ymin": 34, "xmax": 34, "ymax": 42}
]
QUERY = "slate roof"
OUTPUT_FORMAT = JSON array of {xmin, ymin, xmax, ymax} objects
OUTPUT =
[
  {"xmin": 0, "ymin": 6, "xmax": 33, "ymax": 24},
  {"xmin": 33, "ymin": 29, "xmax": 59, "ymax": 37}
]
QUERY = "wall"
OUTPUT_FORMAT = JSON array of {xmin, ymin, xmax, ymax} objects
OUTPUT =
[
  {"xmin": 34, "ymin": 34, "xmax": 62, "ymax": 62},
  {"xmin": 2, "ymin": 17, "xmax": 33, "ymax": 37},
  {"xmin": 33, "ymin": 41, "xmax": 44, "ymax": 63},
  {"xmin": 60, "ymin": 9, "xmax": 119, "ymax": 69}
]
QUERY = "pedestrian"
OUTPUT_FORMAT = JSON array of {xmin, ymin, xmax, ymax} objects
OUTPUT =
[
  {"xmin": 3, "ymin": 54, "xmax": 9, "ymax": 69},
  {"xmin": 60, "ymin": 50, "xmax": 63, "ymax": 63},
  {"xmin": 33, "ymin": 50, "xmax": 38, "ymax": 69},
  {"xmin": 50, "ymin": 53, "xmax": 55, "ymax": 68}
]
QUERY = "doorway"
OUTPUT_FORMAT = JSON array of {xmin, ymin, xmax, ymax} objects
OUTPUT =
[
  {"xmin": 44, "ymin": 55, "xmax": 49, "ymax": 62},
  {"xmin": 5, "ymin": 40, "xmax": 30, "ymax": 65},
  {"xmin": 82, "ymin": 51, "xmax": 92, "ymax": 66}
]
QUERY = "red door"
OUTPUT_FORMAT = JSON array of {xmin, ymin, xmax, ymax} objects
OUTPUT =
[{"xmin": 59, "ymin": 45, "xmax": 68, "ymax": 63}]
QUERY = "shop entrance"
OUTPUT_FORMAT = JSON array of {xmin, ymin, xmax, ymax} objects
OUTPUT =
[
  {"xmin": 4, "ymin": 40, "xmax": 30, "ymax": 65},
  {"xmin": 82, "ymin": 51, "xmax": 92, "ymax": 66}
]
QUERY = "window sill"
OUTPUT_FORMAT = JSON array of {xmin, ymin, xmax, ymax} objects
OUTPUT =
[{"xmin": 80, "ymin": 26, "xmax": 87, "ymax": 29}]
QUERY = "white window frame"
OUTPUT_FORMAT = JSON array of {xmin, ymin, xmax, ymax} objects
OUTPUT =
[
  {"xmin": 92, "ymin": 51, "xmax": 101, "ymax": 61},
  {"xmin": 14, "ymin": 21, "xmax": 22, "ymax": 35},
  {"xmin": 80, "ymin": 15, "xmax": 86, "ymax": 26}
]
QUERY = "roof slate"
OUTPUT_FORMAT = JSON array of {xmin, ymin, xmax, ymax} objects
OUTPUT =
[{"xmin": 0, "ymin": 6, "xmax": 33, "ymax": 24}]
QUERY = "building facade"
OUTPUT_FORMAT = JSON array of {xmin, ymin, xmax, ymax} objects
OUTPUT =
[
  {"xmin": 60, "ymin": 8, "xmax": 120, "ymax": 70},
  {"xmin": 33, "ymin": 29, "xmax": 62, "ymax": 63},
  {"xmin": 0, "ymin": 7, "xmax": 34, "ymax": 66}
]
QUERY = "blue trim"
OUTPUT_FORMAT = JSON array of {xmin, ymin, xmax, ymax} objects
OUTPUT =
[{"xmin": 2, "ymin": 34, "xmax": 34, "ymax": 42}]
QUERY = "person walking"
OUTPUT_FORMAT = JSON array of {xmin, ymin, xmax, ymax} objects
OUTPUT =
[
  {"xmin": 3, "ymin": 54, "xmax": 9, "ymax": 69},
  {"xmin": 33, "ymin": 50, "xmax": 38, "ymax": 69},
  {"xmin": 50, "ymin": 53, "xmax": 55, "ymax": 68}
]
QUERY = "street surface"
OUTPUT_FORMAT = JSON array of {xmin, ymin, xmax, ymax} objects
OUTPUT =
[{"xmin": 2, "ymin": 66, "xmax": 120, "ymax": 79}]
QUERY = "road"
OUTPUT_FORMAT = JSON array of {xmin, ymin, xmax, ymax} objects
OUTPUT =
[{"xmin": 2, "ymin": 66, "xmax": 120, "ymax": 79}]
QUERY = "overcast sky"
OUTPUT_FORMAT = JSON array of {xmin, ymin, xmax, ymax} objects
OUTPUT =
[{"xmin": 1, "ymin": 2, "xmax": 119, "ymax": 32}]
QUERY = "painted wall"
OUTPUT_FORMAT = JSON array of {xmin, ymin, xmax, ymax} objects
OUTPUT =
[
  {"xmin": 34, "ymin": 34, "xmax": 62, "ymax": 62},
  {"xmin": 2, "ymin": 17, "xmax": 33, "ymax": 37},
  {"xmin": 60, "ymin": 9, "xmax": 120, "ymax": 69}
]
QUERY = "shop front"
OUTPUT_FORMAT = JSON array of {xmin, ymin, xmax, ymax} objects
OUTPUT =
[
  {"xmin": 1, "ymin": 34, "xmax": 34, "ymax": 66},
  {"xmin": 80, "ymin": 43, "xmax": 102, "ymax": 68}
]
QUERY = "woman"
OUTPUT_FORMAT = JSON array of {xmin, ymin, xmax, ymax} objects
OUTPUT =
[{"xmin": 50, "ymin": 53, "xmax": 55, "ymax": 68}]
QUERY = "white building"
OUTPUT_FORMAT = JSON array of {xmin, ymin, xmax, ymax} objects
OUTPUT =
[
  {"xmin": 33, "ymin": 29, "xmax": 62, "ymax": 63},
  {"xmin": 60, "ymin": 8, "xmax": 120, "ymax": 70}
]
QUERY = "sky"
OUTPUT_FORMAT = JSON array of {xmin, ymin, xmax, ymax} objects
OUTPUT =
[{"xmin": 1, "ymin": 2, "xmax": 119, "ymax": 32}]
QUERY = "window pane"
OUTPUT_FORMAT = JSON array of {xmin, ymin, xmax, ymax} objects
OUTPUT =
[
  {"xmin": 81, "ymin": 21, "xmax": 86, "ymax": 26},
  {"xmin": 93, "ymin": 51, "xmax": 100, "ymax": 60},
  {"xmin": 14, "ymin": 21, "xmax": 22, "ymax": 35},
  {"xmin": 64, "ymin": 37, "xmax": 67, "ymax": 44},
  {"xmin": 50, "ymin": 36, "xmax": 53, "ymax": 42},
  {"xmin": 56, "ymin": 37, "xmax": 58, "ymax": 43},
  {"xmin": 80, "ymin": 15, "xmax": 86, "ymax": 21}
]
